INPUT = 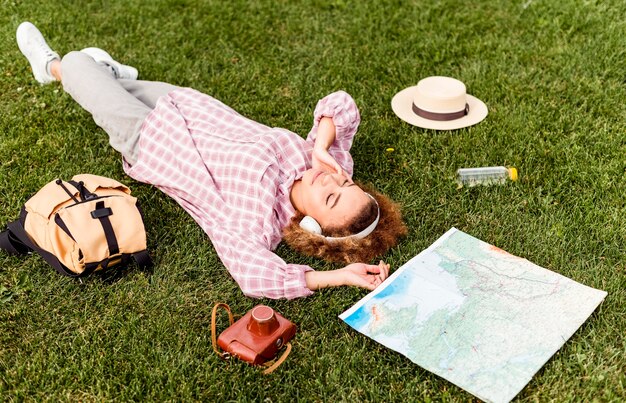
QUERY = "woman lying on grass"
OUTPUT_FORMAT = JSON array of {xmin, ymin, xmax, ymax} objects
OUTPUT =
[{"xmin": 16, "ymin": 22, "xmax": 407, "ymax": 299}]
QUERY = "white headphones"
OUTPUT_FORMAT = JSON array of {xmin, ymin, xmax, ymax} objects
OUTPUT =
[{"xmin": 299, "ymin": 194, "xmax": 380, "ymax": 241}]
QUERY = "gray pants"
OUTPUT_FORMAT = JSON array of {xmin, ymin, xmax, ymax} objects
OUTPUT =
[{"xmin": 61, "ymin": 51, "xmax": 179, "ymax": 165}]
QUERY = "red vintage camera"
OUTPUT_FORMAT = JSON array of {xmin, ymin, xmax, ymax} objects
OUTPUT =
[{"xmin": 211, "ymin": 303, "xmax": 296, "ymax": 373}]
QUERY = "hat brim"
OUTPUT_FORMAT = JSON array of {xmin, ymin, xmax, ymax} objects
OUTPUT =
[{"xmin": 391, "ymin": 85, "xmax": 488, "ymax": 130}]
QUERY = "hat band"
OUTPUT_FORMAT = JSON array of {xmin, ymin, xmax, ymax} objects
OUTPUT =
[{"xmin": 412, "ymin": 103, "xmax": 470, "ymax": 121}]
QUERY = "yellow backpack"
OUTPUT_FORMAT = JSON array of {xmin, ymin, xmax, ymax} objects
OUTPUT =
[{"xmin": 0, "ymin": 174, "xmax": 152, "ymax": 277}]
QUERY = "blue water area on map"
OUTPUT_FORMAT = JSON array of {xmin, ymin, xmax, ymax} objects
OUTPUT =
[
  {"xmin": 344, "ymin": 305, "xmax": 370, "ymax": 329},
  {"xmin": 344, "ymin": 269, "xmax": 413, "ymax": 329}
]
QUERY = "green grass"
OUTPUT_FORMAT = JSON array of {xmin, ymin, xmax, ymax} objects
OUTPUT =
[{"xmin": 1, "ymin": 0, "xmax": 625, "ymax": 401}]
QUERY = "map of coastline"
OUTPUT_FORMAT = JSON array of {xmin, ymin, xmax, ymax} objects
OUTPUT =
[{"xmin": 340, "ymin": 228, "xmax": 607, "ymax": 403}]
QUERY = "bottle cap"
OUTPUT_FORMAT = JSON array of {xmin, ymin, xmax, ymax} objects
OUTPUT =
[{"xmin": 508, "ymin": 167, "xmax": 518, "ymax": 181}]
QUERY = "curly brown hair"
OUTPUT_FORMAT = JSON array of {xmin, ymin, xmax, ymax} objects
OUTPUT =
[{"xmin": 282, "ymin": 182, "xmax": 407, "ymax": 263}]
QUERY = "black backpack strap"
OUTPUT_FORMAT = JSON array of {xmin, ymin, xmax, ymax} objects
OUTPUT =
[
  {"xmin": 132, "ymin": 250, "xmax": 153, "ymax": 270},
  {"xmin": 68, "ymin": 180, "xmax": 97, "ymax": 201},
  {"xmin": 0, "ymin": 227, "xmax": 32, "ymax": 255},
  {"xmin": 91, "ymin": 200, "xmax": 119, "ymax": 256},
  {"xmin": 6, "ymin": 219, "xmax": 80, "ymax": 278}
]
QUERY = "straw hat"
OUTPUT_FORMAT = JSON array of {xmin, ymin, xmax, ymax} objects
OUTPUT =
[{"xmin": 391, "ymin": 76, "xmax": 488, "ymax": 130}]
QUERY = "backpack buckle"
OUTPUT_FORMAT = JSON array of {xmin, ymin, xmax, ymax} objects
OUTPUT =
[{"xmin": 91, "ymin": 207, "xmax": 113, "ymax": 219}]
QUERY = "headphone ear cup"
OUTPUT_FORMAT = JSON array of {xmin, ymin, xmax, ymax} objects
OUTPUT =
[{"xmin": 299, "ymin": 216, "xmax": 322, "ymax": 235}]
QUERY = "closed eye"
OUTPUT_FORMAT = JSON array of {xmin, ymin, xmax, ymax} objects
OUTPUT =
[{"xmin": 328, "ymin": 180, "xmax": 356, "ymax": 208}]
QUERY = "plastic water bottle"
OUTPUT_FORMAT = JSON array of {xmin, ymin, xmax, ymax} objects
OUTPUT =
[{"xmin": 456, "ymin": 166, "xmax": 518, "ymax": 187}]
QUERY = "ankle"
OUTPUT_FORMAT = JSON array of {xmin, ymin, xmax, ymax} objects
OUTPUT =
[{"xmin": 47, "ymin": 59, "xmax": 62, "ymax": 81}]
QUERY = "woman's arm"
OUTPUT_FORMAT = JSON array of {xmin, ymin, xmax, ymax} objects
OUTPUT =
[
  {"xmin": 314, "ymin": 117, "xmax": 337, "ymax": 150},
  {"xmin": 214, "ymin": 229, "xmax": 390, "ymax": 298},
  {"xmin": 307, "ymin": 90, "xmax": 361, "ymax": 177},
  {"xmin": 312, "ymin": 117, "xmax": 343, "ymax": 175},
  {"xmin": 305, "ymin": 261, "xmax": 390, "ymax": 291}
]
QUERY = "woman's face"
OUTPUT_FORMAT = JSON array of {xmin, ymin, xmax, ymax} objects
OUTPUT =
[{"xmin": 296, "ymin": 168, "xmax": 370, "ymax": 230}]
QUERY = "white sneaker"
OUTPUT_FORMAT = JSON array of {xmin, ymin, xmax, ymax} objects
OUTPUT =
[
  {"xmin": 16, "ymin": 22, "xmax": 60, "ymax": 84},
  {"xmin": 80, "ymin": 47, "xmax": 138, "ymax": 80}
]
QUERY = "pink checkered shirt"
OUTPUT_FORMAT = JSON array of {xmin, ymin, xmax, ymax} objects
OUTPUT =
[{"xmin": 124, "ymin": 89, "xmax": 360, "ymax": 299}]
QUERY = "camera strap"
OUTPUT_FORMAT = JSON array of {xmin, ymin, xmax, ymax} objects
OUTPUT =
[
  {"xmin": 260, "ymin": 342, "xmax": 292, "ymax": 375},
  {"xmin": 210, "ymin": 302, "xmax": 293, "ymax": 375},
  {"xmin": 211, "ymin": 303, "xmax": 235, "ymax": 359}
]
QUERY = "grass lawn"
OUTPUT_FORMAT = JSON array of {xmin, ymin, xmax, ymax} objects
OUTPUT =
[{"xmin": 1, "ymin": 0, "xmax": 625, "ymax": 401}]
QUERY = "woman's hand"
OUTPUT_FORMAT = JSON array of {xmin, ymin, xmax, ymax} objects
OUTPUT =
[
  {"xmin": 339, "ymin": 261, "xmax": 390, "ymax": 290},
  {"xmin": 312, "ymin": 146, "xmax": 343, "ymax": 176}
]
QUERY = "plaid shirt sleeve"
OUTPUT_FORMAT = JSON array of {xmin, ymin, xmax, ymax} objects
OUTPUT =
[
  {"xmin": 208, "ymin": 227, "xmax": 314, "ymax": 299},
  {"xmin": 307, "ymin": 90, "xmax": 361, "ymax": 177}
]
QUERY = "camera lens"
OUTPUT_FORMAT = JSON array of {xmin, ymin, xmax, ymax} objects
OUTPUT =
[
  {"xmin": 249, "ymin": 305, "xmax": 280, "ymax": 336},
  {"xmin": 251, "ymin": 305, "xmax": 275, "ymax": 323}
]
